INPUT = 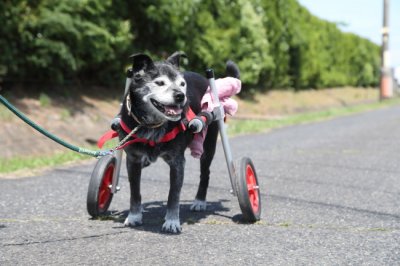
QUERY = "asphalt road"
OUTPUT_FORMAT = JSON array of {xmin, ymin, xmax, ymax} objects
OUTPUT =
[{"xmin": 1, "ymin": 106, "xmax": 400, "ymax": 265}]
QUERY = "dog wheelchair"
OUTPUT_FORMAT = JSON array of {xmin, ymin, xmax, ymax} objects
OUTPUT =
[{"xmin": 86, "ymin": 68, "xmax": 261, "ymax": 223}]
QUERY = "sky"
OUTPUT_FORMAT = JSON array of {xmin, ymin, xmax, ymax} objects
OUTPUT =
[{"xmin": 298, "ymin": 0, "xmax": 400, "ymax": 76}]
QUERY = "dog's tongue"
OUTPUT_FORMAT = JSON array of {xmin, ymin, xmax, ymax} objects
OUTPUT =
[{"xmin": 164, "ymin": 106, "xmax": 183, "ymax": 116}]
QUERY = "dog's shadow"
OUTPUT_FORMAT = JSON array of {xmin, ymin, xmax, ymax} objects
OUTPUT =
[{"xmin": 95, "ymin": 199, "xmax": 243, "ymax": 234}]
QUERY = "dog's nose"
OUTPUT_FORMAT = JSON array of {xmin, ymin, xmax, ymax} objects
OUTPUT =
[{"xmin": 173, "ymin": 91, "xmax": 185, "ymax": 104}]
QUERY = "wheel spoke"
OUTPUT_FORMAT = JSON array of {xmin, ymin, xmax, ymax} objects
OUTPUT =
[
  {"xmin": 247, "ymin": 185, "xmax": 259, "ymax": 191},
  {"xmin": 246, "ymin": 164, "xmax": 260, "ymax": 213},
  {"xmin": 98, "ymin": 165, "xmax": 114, "ymax": 210}
]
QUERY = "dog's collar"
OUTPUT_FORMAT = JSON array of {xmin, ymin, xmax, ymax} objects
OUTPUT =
[{"xmin": 126, "ymin": 94, "xmax": 164, "ymax": 128}]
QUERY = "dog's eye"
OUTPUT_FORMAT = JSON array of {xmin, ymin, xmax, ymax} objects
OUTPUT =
[
  {"xmin": 155, "ymin": 80, "xmax": 165, "ymax": 86},
  {"xmin": 180, "ymin": 81, "xmax": 186, "ymax": 87}
]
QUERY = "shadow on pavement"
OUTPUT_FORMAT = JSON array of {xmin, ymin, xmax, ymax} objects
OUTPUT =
[{"xmin": 90, "ymin": 199, "xmax": 237, "ymax": 234}]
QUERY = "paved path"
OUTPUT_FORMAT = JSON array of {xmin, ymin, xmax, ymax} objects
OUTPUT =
[{"xmin": 1, "ymin": 106, "xmax": 399, "ymax": 265}]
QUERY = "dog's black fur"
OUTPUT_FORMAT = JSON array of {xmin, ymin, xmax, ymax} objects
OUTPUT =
[{"xmin": 119, "ymin": 52, "xmax": 239, "ymax": 233}]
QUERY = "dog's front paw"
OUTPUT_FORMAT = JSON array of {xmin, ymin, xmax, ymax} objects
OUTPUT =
[
  {"xmin": 124, "ymin": 212, "xmax": 143, "ymax": 227},
  {"xmin": 190, "ymin": 199, "xmax": 207, "ymax": 212},
  {"xmin": 162, "ymin": 219, "xmax": 181, "ymax": 234}
]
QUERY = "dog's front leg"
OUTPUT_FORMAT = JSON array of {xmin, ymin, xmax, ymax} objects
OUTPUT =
[
  {"xmin": 162, "ymin": 156, "xmax": 185, "ymax": 233},
  {"xmin": 124, "ymin": 157, "xmax": 143, "ymax": 227}
]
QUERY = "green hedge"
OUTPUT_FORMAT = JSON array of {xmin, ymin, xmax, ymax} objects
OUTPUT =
[{"xmin": 0, "ymin": 0, "xmax": 380, "ymax": 90}]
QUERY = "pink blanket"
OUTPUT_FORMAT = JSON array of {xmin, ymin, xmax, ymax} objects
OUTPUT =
[{"xmin": 189, "ymin": 77, "xmax": 241, "ymax": 158}]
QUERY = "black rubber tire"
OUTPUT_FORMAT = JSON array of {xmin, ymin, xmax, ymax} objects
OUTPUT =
[
  {"xmin": 87, "ymin": 155, "xmax": 116, "ymax": 217},
  {"xmin": 236, "ymin": 157, "xmax": 261, "ymax": 223}
]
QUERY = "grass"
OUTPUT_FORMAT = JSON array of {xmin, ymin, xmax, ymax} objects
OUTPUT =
[
  {"xmin": 0, "ymin": 104, "xmax": 14, "ymax": 121},
  {"xmin": 0, "ymin": 151, "xmax": 89, "ymax": 175},
  {"xmin": 39, "ymin": 92, "xmax": 51, "ymax": 107},
  {"xmin": 227, "ymin": 97, "xmax": 400, "ymax": 136},
  {"xmin": 235, "ymin": 87, "xmax": 378, "ymax": 117},
  {"xmin": 60, "ymin": 108, "xmax": 72, "ymax": 120},
  {"xmin": 0, "ymin": 140, "xmax": 117, "ymax": 175},
  {"xmin": 1, "ymin": 92, "xmax": 399, "ymax": 175}
]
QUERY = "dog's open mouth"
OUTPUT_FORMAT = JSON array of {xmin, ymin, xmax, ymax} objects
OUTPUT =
[{"xmin": 150, "ymin": 99, "xmax": 183, "ymax": 119}]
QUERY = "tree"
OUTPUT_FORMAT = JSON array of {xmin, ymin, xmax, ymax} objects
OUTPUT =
[
  {"xmin": 0, "ymin": 0, "xmax": 133, "ymax": 84},
  {"xmin": 0, "ymin": 0, "xmax": 380, "ymax": 90}
]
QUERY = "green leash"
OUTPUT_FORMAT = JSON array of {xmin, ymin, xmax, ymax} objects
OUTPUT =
[{"xmin": 0, "ymin": 94, "xmax": 112, "ymax": 158}]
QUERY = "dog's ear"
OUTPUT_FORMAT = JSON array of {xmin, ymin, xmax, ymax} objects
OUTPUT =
[
  {"xmin": 166, "ymin": 51, "xmax": 187, "ymax": 69},
  {"xmin": 130, "ymin": 53, "xmax": 156, "ymax": 74}
]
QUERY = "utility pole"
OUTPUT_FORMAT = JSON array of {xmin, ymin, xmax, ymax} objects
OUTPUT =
[{"xmin": 380, "ymin": 0, "xmax": 392, "ymax": 100}]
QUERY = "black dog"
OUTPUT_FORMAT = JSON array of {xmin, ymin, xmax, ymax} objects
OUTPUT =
[{"xmin": 119, "ymin": 52, "xmax": 239, "ymax": 233}]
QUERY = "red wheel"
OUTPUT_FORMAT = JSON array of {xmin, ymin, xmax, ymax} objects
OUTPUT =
[
  {"xmin": 87, "ymin": 155, "xmax": 116, "ymax": 217},
  {"xmin": 236, "ymin": 157, "xmax": 261, "ymax": 222}
]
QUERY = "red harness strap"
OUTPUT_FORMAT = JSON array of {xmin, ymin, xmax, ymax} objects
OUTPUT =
[
  {"xmin": 97, "ymin": 130, "xmax": 119, "ymax": 149},
  {"xmin": 97, "ymin": 107, "xmax": 197, "ymax": 149}
]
